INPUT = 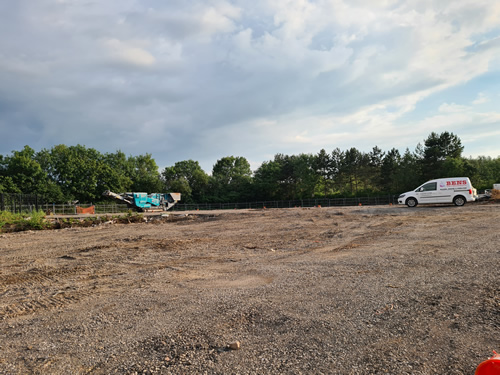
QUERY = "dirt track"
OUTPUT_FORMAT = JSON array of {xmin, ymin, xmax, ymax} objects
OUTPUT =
[{"xmin": 0, "ymin": 204, "xmax": 499, "ymax": 374}]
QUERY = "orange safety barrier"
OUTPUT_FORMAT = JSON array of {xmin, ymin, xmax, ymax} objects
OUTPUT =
[
  {"xmin": 475, "ymin": 351, "xmax": 500, "ymax": 375},
  {"xmin": 76, "ymin": 206, "xmax": 95, "ymax": 214}
]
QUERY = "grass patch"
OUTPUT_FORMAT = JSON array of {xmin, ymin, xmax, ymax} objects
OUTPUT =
[
  {"xmin": 0, "ymin": 210, "xmax": 171, "ymax": 233},
  {"xmin": 0, "ymin": 210, "xmax": 49, "ymax": 232}
]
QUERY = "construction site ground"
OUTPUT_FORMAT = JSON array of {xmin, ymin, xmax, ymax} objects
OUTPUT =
[{"xmin": 0, "ymin": 204, "xmax": 498, "ymax": 374}]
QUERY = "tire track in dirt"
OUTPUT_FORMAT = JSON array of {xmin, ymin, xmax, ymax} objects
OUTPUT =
[
  {"xmin": 0, "ymin": 237, "xmax": 214, "ymax": 320},
  {"xmin": 0, "ymin": 214, "xmax": 411, "ymax": 321},
  {"xmin": 268, "ymin": 217, "xmax": 407, "ymax": 261},
  {"xmin": 0, "ymin": 264, "xmax": 93, "ymax": 320},
  {"xmin": 326, "ymin": 219, "xmax": 406, "ymax": 253},
  {"xmin": 0, "ymin": 289, "xmax": 95, "ymax": 320}
]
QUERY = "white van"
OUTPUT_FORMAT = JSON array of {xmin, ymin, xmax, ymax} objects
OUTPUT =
[{"xmin": 398, "ymin": 177, "xmax": 477, "ymax": 207}]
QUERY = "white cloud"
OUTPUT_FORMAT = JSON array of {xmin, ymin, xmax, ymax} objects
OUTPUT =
[
  {"xmin": 200, "ymin": 5, "xmax": 240, "ymax": 35},
  {"xmin": 472, "ymin": 92, "xmax": 489, "ymax": 105},
  {"xmin": 103, "ymin": 38, "xmax": 156, "ymax": 67},
  {"xmin": 438, "ymin": 103, "xmax": 470, "ymax": 113}
]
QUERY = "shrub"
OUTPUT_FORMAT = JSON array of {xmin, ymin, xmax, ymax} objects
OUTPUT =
[
  {"xmin": 0, "ymin": 210, "xmax": 48, "ymax": 232},
  {"xmin": 0, "ymin": 211, "xmax": 20, "ymax": 230},
  {"xmin": 26, "ymin": 210, "xmax": 49, "ymax": 230}
]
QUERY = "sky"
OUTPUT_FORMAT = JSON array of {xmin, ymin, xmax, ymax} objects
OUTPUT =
[{"xmin": 1, "ymin": 0, "xmax": 499, "ymax": 173}]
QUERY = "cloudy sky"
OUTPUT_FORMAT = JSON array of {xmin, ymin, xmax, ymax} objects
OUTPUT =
[{"xmin": 1, "ymin": 0, "xmax": 499, "ymax": 172}]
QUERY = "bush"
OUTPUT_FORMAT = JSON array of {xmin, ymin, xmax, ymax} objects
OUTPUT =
[
  {"xmin": 0, "ymin": 211, "xmax": 19, "ymax": 230},
  {"xmin": 0, "ymin": 210, "xmax": 48, "ymax": 232},
  {"xmin": 26, "ymin": 210, "xmax": 49, "ymax": 230}
]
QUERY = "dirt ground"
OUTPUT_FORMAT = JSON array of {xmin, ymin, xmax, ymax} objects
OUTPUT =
[{"xmin": 0, "ymin": 204, "xmax": 498, "ymax": 374}]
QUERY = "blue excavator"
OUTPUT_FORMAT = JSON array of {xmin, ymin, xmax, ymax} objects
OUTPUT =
[{"xmin": 102, "ymin": 190, "xmax": 181, "ymax": 212}]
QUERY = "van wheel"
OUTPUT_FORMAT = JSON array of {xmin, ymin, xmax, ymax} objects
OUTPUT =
[
  {"xmin": 453, "ymin": 195, "xmax": 466, "ymax": 206},
  {"xmin": 406, "ymin": 197, "xmax": 418, "ymax": 207}
]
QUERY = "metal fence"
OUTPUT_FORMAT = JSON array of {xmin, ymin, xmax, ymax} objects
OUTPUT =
[
  {"xmin": 171, "ymin": 195, "xmax": 399, "ymax": 211},
  {"xmin": 42, "ymin": 203, "xmax": 131, "ymax": 215},
  {"xmin": 0, "ymin": 193, "xmax": 43, "ymax": 214},
  {"xmin": 1, "ymin": 192, "xmax": 399, "ymax": 215},
  {"xmin": 0, "ymin": 193, "xmax": 131, "ymax": 215}
]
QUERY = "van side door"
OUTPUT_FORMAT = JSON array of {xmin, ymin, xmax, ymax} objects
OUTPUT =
[
  {"xmin": 436, "ymin": 180, "xmax": 454, "ymax": 203},
  {"xmin": 415, "ymin": 182, "xmax": 438, "ymax": 203}
]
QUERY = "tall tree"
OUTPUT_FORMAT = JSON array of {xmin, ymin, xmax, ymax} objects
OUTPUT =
[
  {"xmin": 288, "ymin": 153, "xmax": 319, "ymax": 199},
  {"xmin": 128, "ymin": 154, "xmax": 163, "ymax": 193},
  {"xmin": 367, "ymin": 146, "xmax": 385, "ymax": 191},
  {"xmin": 38, "ymin": 145, "xmax": 109, "ymax": 202},
  {"xmin": 211, "ymin": 156, "xmax": 253, "ymax": 202},
  {"xmin": 212, "ymin": 156, "xmax": 252, "ymax": 185},
  {"xmin": 0, "ymin": 154, "xmax": 19, "ymax": 193},
  {"xmin": 380, "ymin": 148, "xmax": 402, "ymax": 193},
  {"xmin": 397, "ymin": 148, "xmax": 422, "ymax": 192},
  {"xmin": 253, "ymin": 159, "xmax": 282, "ymax": 201},
  {"xmin": 253, "ymin": 154, "xmax": 318, "ymax": 200},
  {"xmin": 101, "ymin": 151, "xmax": 133, "ymax": 193},
  {"xmin": 2, "ymin": 146, "xmax": 50, "ymax": 194},
  {"xmin": 330, "ymin": 148, "xmax": 344, "ymax": 193},
  {"xmin": 162, "ymin": 160, "xmax": 209, "ymax": 203},
  {"xmin": 421, "ymin": 131, "xmax": 464, "ymax": 179},
  {"xmin": 315, "ymin": 149, "xmax": 333, "ymax": 197},
  {"xmin": 341, "ymin": 147, "xmax": 364, "ymax": 195}
]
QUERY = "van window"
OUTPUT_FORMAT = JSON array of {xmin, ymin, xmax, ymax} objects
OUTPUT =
[{"xmin": 418, "ymin": 182, "xmax": 437, "ymax": 192}]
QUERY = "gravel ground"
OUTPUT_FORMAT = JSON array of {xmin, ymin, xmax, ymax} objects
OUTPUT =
[{"xmin": 0, "ymin": 204, "xmax": 498, "ymax": 374}]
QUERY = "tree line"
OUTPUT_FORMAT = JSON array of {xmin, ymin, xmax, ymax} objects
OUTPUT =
[{"xmin": 1, "ymin": 132, "xmax": 499, "ymax": 204}]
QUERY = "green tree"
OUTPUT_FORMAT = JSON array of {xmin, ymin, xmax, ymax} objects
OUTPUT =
[
  {"xmin": 330, "ymin": 148, "xmax": 344, "ymax": 194},
  {"xmin": 367, "ymin": 146, "xmax": 385, "ymax": 191},
  {"xmin": 0, "ymin": 146, "xmax": 65, "ymax": 201},
  {"xmin": 397, "ymin": 148, "xmax": 422, "ymax": 192},
  {"xmin": 162, "ymin": 160, "xmax": 209, "ymax": 203},
  {"xmin": 212, "ymin": 156, "xmax": 251, "ymax": 184},
  {"xmin": 128, "ymin": 154, "xmax": 163, "ymax": 193},
  {"xmin": 2, "ymin": 146, "xmax": 50, "ymax": 194},
  {"xmin": 341, "ymin": 147, "xmax": 365, "ymax": 195},
  {"xmin": 0, "ymin": 154, "xmax": 19, "ymax": 192},
  {"xmin": 38, "ymin": 146, "xmax": 165, "ymax": 202},
  {"xmin": 253, "ymin": 154, "xmax": 318, "ymax": 200},
  {"xmin": 315, "ymin": 149, "xmax": 333, "ymax": 197},
  {"xmin": 253, "ymin": 159, "xmax": 283, "ymax": 200},
  {"xmin": 440, "ymin": 157, "xmax": 469, "ymax": 178},
  {"xmin": 467, "ymin": 156, "xmax": 500, "ymax": 189},
  {"xmin": 101, "ymin": 151, "xmax": 133, "ymax": 193},
  {"xmin": 0, "ymin": 176, "xmax": 21, "ymax": 193},
  {"xmin": 421, "ymin": 131, "xmax": 464, "ymax": 179},
  {"xmin": 37, "ymin": 145, "xmax": 107, "ymax": 202},
  {"xmin": 211, "ymin": 156, "xmax": 253, "ymax": 202},
  {"xmin": 288, "ymin": 153, "xmax": 318, "ymax": 199},
  {"xmin": 380, "ymin": 148, "xmax": 402, "ymax": 193}
]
